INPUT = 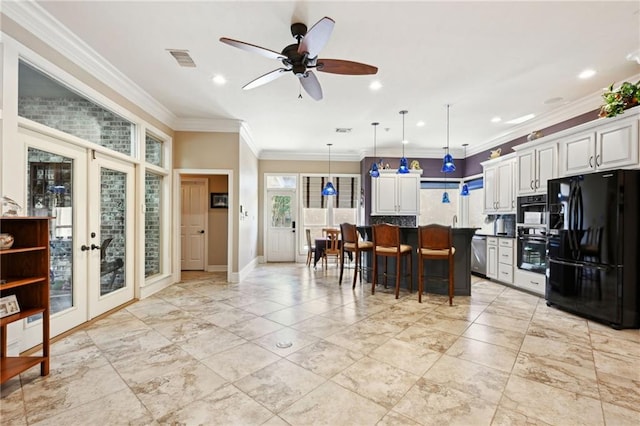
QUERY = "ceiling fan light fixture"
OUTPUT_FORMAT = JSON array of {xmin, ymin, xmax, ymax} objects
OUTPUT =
[
  {"xmin": 322, "ymin": 143, "xmax": 337, "ymax": 196},
  {"xmin": 370, "ymin": 122, "xmax": 380, "ymax": 178},
  {"xmin": 397, "ymin": 110, "xmax": 410, "ymax": 174},
  {"xmin": 441, "ymin": 104, "xmax": 456, "ymax": 173}
]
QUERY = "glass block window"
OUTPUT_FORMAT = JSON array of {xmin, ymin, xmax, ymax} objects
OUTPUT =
[
  {"xmin": 18, "ymin": 61, "xmax": 135, "ymax": 157},
  {"xmin": 144, "ymin": 172, "xmax": 162, "ymax": 277},
  {"xmin": 145, "ymin": 133, "xmax": 163, "ymax": 167}
]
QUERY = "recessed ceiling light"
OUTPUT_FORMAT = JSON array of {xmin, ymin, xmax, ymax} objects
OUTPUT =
[
  {"xmin": 491, "ymin": 116, "xmax": 501, "ymax": 123},
  {"xmin": 578, "ymin": 69, "xmax": 596, "ymax": 79},
  {"xmin": 506, "ymin": 113, "xmax": 535, "ymax": 124},
  {"xmin": 416, "ymin": 121, "xmax": 425, "ymax": 127},
  {"xmin": 369, "ymin": 81, "xmax": 382, "ymax": 91},
  {"xmin": 212, "ymin": 75, "xmax": 226, "ymax": 85}
]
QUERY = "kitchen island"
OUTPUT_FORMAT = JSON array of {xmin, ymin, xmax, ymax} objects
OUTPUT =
[{"xmin": 360, "ymin": 226, "xmax": 478, "ymax": 297}]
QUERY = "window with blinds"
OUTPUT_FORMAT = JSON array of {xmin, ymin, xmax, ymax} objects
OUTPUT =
[
  {"xmin": 300, "ymin": 175, "xmax": 359, "ymax": 257},
  {"xmin": 302, "ymin": 176, "xmax": 357, "ymax": 208}
]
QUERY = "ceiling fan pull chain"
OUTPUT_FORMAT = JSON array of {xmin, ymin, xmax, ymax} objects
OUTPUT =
[{"xmin": 298, "ymin": 82, "xmax": 303, "ymax": 99}]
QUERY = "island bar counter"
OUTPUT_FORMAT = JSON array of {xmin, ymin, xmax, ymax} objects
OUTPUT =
[{"xmin": 360, "ymin": 226, "xmax": 478, "ymax": 297}]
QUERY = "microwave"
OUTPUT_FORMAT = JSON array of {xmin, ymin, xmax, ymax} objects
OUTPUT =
[{"xmin": 517, "ymin": 194, "xmax": 547, "ymax": 225}]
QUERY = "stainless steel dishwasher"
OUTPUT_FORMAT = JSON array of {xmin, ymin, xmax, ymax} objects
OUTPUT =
[{"xmin": 471, "ymin": 235, "xmax": 487, "ymax": 277}]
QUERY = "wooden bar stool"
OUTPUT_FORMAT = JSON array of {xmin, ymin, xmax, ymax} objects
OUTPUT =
[
  {"xmin": 339, "ymin": 223, "xmax": 373, "ymax": 289},
  {"xmin": 372, "ymin": 223, "xmax": 412, "ymax": 299},
  {"xmin": 417, "ymin": 224, "xmax": 455, "ymax": 305}
]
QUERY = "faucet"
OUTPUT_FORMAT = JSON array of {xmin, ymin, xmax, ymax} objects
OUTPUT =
[{"xmin": 452, "ymin": 215, "xmax": 458, "ymax": 228}]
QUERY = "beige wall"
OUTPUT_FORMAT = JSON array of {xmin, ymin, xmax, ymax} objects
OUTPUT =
[
  {"xmin": 174, "ymin": 131, "xmax": 240, "ymax": 272},
  {"xmin": 238, "ymin": 135, "xmax": 259, "ymax": 271},
  {"xmin": 208, "ymin": 175, "xmax": 229, "ymax": 267},
  {"xmin": 256, "ymin": 159, "xmax": 361, "ymax": 256}
]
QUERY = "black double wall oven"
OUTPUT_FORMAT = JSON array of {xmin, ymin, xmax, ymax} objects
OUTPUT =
[{"xmin": 516, "ymin": 194, "xmax": 547, "ymax": 274}]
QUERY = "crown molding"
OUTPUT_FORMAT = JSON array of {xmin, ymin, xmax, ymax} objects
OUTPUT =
[
  {"xmin": 2, "ymin": 1, "xmax": 177, "ymax": 128},
  {"xmin": 463, "ymin": 73, "xmax": 640, "ymax": 157},
  {"xmin": 173, "ymin": 117, "xmax": 242, "ymax": 133},
  {"xmin": 239, "ymin": 123, "xmax": 260, "ymax": 158},
  {"xmin": 259, "ymin": 150, "xmax": 361, "ymax": 162}
]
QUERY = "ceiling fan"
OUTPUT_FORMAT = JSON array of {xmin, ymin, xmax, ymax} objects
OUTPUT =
[{"xmin": 220, "ymin": 17, "xmax": 378, "ymax": 101}]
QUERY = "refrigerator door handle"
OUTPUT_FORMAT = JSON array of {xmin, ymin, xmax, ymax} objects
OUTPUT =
[{"xmin": 549, "ymin": 258, "xmax": 611, "ymax": 271}]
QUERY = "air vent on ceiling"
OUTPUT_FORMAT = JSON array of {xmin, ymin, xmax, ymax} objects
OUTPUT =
[
  {"xmin": 335, "ymin": 128, "xmax": 352, "ymax": 133},
  {"xmin": 167, "ymin": 49, "xmax": 196, "ymax": 67}
]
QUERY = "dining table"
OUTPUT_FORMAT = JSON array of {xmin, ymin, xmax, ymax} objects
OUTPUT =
[{"xmin": 313, "ymin": 238, "xmax": 353, "ymax": 268}]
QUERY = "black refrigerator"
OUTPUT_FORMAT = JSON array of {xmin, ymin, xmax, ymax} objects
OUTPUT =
[{"xmin": 546, "ymin": 169, "xmax": 640, "ymax": 329}]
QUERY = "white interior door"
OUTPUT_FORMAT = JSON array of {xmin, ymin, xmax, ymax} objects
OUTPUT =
[
  {"xmin": 267, "ymin": 190, "xmax": 296, "ymax": 262},
  {"xmin": 21, "ymin": 129, "xmax": 89, "ymax": 349},
  {"xmin": 181, "ymin": 178, "xmax": 207, "ymax": 270},
  {"xmin": 88, "ymin": 153, "xmax": 135, "ymax": 318}
]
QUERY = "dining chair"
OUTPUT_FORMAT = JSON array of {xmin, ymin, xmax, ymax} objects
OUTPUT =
[
  {"xmin": 305, "ymin": 229, "xmax": 316, "ymax": 267},
  {"xmin": 339, "ymin": 223, "xmax": 373, "ymax": 289},
  {"xmin": 417, "ymin": 224, "xmax": 455, "ymax": 305},
  {"xmin": 372, "ymin": 223, "xmax": 412, "ymax": 299},
  {"xmin": 322, "ymin": 228, "xmax": 341, "ymax": 268}
]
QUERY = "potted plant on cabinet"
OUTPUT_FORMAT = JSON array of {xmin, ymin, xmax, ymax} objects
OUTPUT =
[{"xmin": 599, "ymin": 80, "xmax": 639, "ymax": 118}]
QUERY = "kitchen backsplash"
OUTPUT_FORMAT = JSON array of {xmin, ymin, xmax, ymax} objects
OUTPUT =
[{"xmin": 370, "ymin": 215, "xmax": 417, "ymax": 227}]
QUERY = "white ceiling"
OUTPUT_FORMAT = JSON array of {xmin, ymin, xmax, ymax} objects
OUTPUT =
[{"xmin": 16, "ymin": 1, "xmax": 640, "ymax": 159}]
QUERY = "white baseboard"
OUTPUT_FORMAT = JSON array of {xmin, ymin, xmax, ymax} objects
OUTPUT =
[
  {"xmin": 230, "ymin": 256, "xmax": 260, "ymax": 282},
  {"xmin": 207, "ymin": 265, "xmax": 227, "ymax": 272},
  {"xmin": 139, "ymin": 275, "xmax": 175, "ymax": 299}
]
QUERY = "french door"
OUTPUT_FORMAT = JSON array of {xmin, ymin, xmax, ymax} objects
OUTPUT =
[
  {"xmin": 21, "ymin": 128, "xmax": 135, "ymax": 349},
  {"xmin": 267, "ymin": 190, "xmax": 297, "ymax": 262}
]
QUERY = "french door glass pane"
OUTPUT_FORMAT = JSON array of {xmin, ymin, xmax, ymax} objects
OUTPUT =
[
  {"xmin": 100, "ymin": 168, "xmax": 127, "ymax": 295},
  {"xmin": 145, "ymin": 172, "xmax": 162, "ymax": 277},
  {"xmin": 270, "ymin": 195, "xmax": 292, "ymax": 228},
  {"xmin": 27, "ymin": 147, "xmax": 74, "ymax": 315}
]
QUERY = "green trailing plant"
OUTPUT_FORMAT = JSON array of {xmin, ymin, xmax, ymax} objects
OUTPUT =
[{"xmin": 599, "ymin": 80, "xmax": 640, "ymax": 118}]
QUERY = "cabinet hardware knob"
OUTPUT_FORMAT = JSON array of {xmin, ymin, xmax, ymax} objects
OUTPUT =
[{"xmin": 530, "ymin": 181, "xmax": 534, "ymax": 190}]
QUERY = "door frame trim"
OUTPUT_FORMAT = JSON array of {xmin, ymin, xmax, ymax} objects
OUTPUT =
[{"xmin": 173, "ymin": 169, "xmax": 233, "ymax": 283}]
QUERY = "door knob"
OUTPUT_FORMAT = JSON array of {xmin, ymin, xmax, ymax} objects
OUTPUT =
[
  {"xmin": 81, "ymin": 245, "xmax": 90, "ymax": 251},
  {"xmin": 91, "ymin": 244, "xmax": 101, "ymax": 250},
  {"xmin": 199, "ymin": 230, "xmax": 205, "ymax": 234}
]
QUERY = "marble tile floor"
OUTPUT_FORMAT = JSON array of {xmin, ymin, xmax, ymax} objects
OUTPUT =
[{"xmin": 2, "ymin": 264, "xmax": 639, "ymax": 425}]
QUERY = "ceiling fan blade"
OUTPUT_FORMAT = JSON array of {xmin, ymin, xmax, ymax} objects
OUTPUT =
[
  {"xmin": 220, "ymin": 37, "xmax": 286, "ymax": 61},
  {"xmin": 299, "ymin": 71, "xmax": 323, "ymax": 101},
  {"xmin": 316, "ymin": 59, "xmax": 378, "ymax": 75},
  {"xmin": 298, "ymin": 17, "xmax": 335, "ymax": 59},
  {"xmin": 243, "ymin": 68, "xmax": 289, "ymax": 90}
]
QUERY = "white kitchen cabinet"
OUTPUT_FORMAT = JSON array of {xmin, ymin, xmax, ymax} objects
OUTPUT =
[
  {"xmin": 516, "ymin": 143, "xmax": 557, "ymax": 195},
  {"xmin": 497, "ymin": 238, "xmax": 514, "ymax": 284},
  {"xmin": 515, "ymin": 269, "xmax": 545, "ymax": 296},
  {"xmin": 559, "ymin": 115, "xmax": 639, "ymax": 176},
  {"xmin": 371, "ymin": 169, "xmax": 421, "ymax": 215},
  {"xmin": 483, "ymin": 156, "xmax": 515, "ymax": 214},
  {"xmin": 486, "ymin": 237, "xmax": 498, "ymax": 279}
]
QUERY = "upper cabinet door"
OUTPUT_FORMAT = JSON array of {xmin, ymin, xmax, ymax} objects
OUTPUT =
[
  {"xmin": 559, "ymin": 131, "xmax": 596, "ymax": 175},
  {"xmin": 535, "ymin": 144, "xmax": 557, "ymax": 192},
  {"xmin": 397, "ymin": 173, "xmax": 420, "ymax": 215},
  {"xmin": 596, "ymin": 118, "xmax": 639, "ymax": 170},
  {"xmin": 517, "ymin": 150, "xmax": 536, "ymax": 195}
]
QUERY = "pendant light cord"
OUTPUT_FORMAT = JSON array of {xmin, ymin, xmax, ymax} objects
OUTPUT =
[{"xmin": 446, "ymin": 104, "xmax": 450, "ymax": 155}]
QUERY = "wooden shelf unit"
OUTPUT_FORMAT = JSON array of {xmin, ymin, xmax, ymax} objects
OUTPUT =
[{"xmin": 0, "ymin": 216, "xmax": 51, "ymax": 384}]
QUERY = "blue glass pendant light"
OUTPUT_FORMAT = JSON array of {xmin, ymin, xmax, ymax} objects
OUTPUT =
[
  {"xmin": 441, "ymin": 104, "xmax": 456, "ymax": 173},
  {"xmin": 322, "ymin": 143, "xmax": 337, "ymax": 196},
  {"xmin": 460, "ymin": 143, "xmax": 470, "ymax": 196},
  {"xmin": 442, "ymin": 191, "xmax": 451, "ymax": 203},
  {"xmin": 397, "ymin": 110, "xmax": 410, "ymax": 174},
  {"xmin": 369, "ymin": 122, "xmax": 380, "ymax": 178}
]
